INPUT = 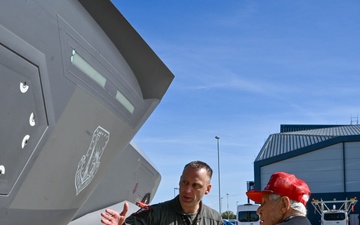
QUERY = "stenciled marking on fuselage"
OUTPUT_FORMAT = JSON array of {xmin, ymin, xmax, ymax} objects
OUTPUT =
[{"xmin": 75, "ymin": 126, "xmax": 110, "ymax": 195}]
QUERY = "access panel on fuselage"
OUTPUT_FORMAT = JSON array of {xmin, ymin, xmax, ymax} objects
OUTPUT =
[{"xmin": 0, "ymin": 44, "xmax": 47, "ymax": 195}]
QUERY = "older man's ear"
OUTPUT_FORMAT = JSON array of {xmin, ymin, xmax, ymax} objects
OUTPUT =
[{"xmin": 280, "ymin": 196, "xmax": 291, "ymax": 213}]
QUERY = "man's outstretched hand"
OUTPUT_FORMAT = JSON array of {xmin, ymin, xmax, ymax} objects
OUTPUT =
[{"xmin": 101, "ymin": 202, "xmax": 129, "ymax": 225}]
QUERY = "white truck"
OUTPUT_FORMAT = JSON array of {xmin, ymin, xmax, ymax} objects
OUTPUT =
[
  {"xmin": 311, "ymin": 198, "xmax": 357, "ymax": 225},
  {"xmin": 236, "ymin": 203, "xmax": 261, "ymax": 225}
]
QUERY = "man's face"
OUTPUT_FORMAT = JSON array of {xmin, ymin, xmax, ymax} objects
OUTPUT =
[
  {"xmin": 256, "ymin": 194, "xmax": 284, "ymax": 225},
  {"xmin": 178, "ymin": 166, "xmax": 211, "ymax": 213}
]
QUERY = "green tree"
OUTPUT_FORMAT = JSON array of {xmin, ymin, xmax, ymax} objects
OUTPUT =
[{"xmin": 222, "ymin": 210, "xmax": 236, "ymax": 219}]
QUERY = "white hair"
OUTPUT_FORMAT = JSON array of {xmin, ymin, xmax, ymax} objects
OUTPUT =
[{"xmin": 269, "ymin": 194, "xmax": 308, "ymax": 216}]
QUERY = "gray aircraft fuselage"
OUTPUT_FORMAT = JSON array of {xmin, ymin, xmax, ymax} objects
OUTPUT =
[{"xmin": 0, "ymin": 0, "xmax": 174, "ymax": 224}]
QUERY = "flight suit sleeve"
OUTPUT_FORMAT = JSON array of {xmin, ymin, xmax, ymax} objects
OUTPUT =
[{"xmin": 124, "ymin": 206, "xmax": 159, "ymax": 225}]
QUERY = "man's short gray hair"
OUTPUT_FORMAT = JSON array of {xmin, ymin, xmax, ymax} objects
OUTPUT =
[{"xmin": 269, "ymin": 194, "xmax": 308, "ymax": 216}]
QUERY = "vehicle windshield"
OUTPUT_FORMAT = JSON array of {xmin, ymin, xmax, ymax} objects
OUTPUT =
[
  {"xmin": 324, "ymin": 213, "xmax": 346, "ymax": 221},
  {"xmin": 238, "ymin": 211, "xmax": 259, "ymax": 222}
]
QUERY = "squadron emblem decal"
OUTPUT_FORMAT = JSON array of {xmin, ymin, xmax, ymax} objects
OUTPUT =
[{"xmin": 75, "ymin": 126, "xmax": 110, "ymax": 195}]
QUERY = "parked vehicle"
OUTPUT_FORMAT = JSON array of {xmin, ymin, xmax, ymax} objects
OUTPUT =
[
  {"xmin": 223, "ymin": 219, "xmax": 236, "ymax": 225},
  {"xmin": 236, "ymin": 203, "xmax": 260, "ymax": 225},
  {"xmin": 228, "ymin": 219, "xmax": 237, "ymax": 225},
  {"xmin": 311, "ymin": 198, "xmax": 357, "ymax": 225},
  {"xmin": 321, "ymin": 211, "xmax": 347, "ymax": 225},
  {"xmin": 224, "ymin": 219, "xmax": 236, "ymax": 225}
]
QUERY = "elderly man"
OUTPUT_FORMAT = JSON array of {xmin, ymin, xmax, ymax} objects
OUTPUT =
[{"xmin": 246, "ymin": 172, "xmax": 311, "ymax": 225}]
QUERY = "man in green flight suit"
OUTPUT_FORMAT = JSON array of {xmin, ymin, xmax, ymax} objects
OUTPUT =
[{"xmin": 101, "ymin": 160, "xmax": 223, "ymax": 225}]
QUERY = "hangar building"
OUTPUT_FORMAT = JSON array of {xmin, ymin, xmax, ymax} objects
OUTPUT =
[{"xmin": 253, "ymin": 124, "xmax": 360, "ymax": 225}]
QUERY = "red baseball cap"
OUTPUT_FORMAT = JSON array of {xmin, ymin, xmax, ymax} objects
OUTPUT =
[{"xmin": 246, "ymin": 172, "xmax": 311, "ymax": 206}]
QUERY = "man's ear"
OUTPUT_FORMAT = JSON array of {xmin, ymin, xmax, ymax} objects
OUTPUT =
[
  {"xmin": 205, "ymin": 184, "xmax": 212, "ymax": 195},
  {"xmin": 280, "ymin": 196, "xmax": 291, "ymax": 212}
]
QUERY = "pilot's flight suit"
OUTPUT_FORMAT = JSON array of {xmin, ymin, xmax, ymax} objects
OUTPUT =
[{"xmin": 124, "ymin": 195, "xmax": 223, "ymax": 225}]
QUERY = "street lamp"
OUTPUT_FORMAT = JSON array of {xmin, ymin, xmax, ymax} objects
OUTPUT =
[
  {"xmin": 226, "ymin": 193, "xmax": 229, "ymax": 211},
  {"xmin": 226, "ymin": 193, "xmax": 229, "ymax": 219},
  {"xmin": 174, "ymin": 187, "xmax": 179, "ymax": 197},
  {"xmin": 236, "ymin": 201, "xmax": 239, "ymax": 214},
  {"xmin": 220, "ymin": 197, "xmax": 223, "ymax": 214},
  {"xmin": 215, "ymin": 136, "xmax": 221, "ymax": 213}
]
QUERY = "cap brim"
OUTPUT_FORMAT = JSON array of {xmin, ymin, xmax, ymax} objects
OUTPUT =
[{"xmin": 246, "ymin": 190, "xmax": 273, "ymax": 203}]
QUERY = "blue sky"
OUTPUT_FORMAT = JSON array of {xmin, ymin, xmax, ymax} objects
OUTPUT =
[{"xmin": 112, "ymin": 1, "xmax": 360, "ymax": 213}]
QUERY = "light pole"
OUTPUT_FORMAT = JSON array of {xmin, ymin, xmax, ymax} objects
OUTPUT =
[
  {"xmin": 220, "ymin": 197, "xmax": 223, "ymax": 214},
  {"xmin": 236, "ymin": 201, "xmax": 239, "ymax": 214},
  {"xmin": 227, "ymin": 193, "xmax": 230, "ymax": 219},
  {"xmin": 226, "ymin": 193, "xmax": 229, "ymax": 211},
  {"xmin": 215, "ymin": 136, "xmax": 221, "ymax": 213},
  {"xmin": 174, "ymin": 187, "xmax": 179, "ymax": 197}
]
